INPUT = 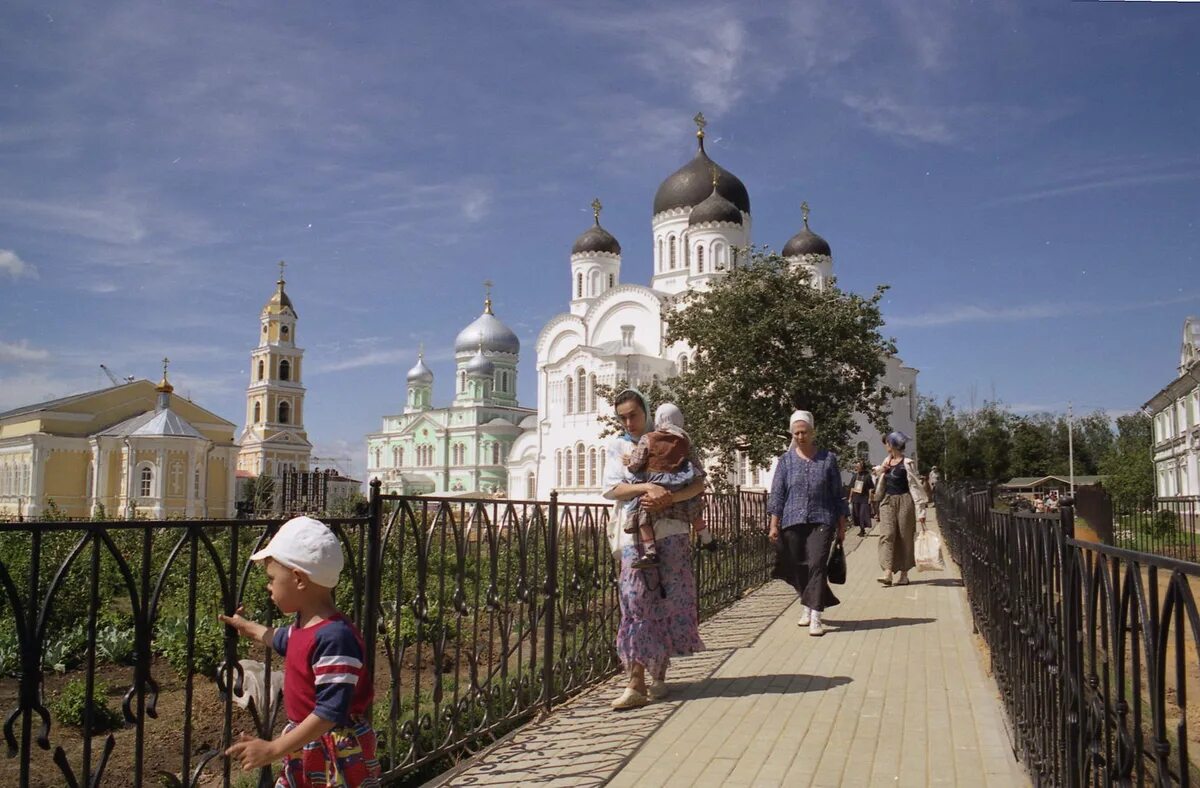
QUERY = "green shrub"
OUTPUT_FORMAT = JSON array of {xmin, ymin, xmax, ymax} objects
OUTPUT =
[
  {"xmin": 155, "ymin": 614, "xmax": 240, "ymax": 677},
  {"xmin": 43, "ymin": 623, "xmax": 87, "ymax": 673},
  {"xmin": 95, "ymin": 622, "xmax": 135, "ymax": 665},
  {"xmin": 0, "ymin": 620, "xmax": 19, "ymax": 677},
  {"xmin": 1149, "ymin": 509, "xmax": 1179, "ymax": 538},
  {"xmin": 50, "ymin": 678, "xmax": 122, "ymax": 733}
]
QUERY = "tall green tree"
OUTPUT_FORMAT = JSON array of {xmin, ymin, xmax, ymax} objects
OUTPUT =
[
  {"xmin": 1099, "ymin": 412, "xmax": 1154, "ymax": 503},
  {"xmin": 607, "ymin": 248, "xmax": 897, "ymax": 481}
]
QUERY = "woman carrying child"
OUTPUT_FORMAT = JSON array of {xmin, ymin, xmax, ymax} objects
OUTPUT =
[{"xmin": 603, "ymin": 389, "xmax": 707, "ymax": 710}]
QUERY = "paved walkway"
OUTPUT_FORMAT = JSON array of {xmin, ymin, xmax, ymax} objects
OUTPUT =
[{"xmin": 434, "ymin": 511, "xmax": 1028, "ymax": 787}]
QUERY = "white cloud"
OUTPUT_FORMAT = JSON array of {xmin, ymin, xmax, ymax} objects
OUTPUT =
[
  {"xmin": 891, "ymin": 292, "xmax": 1200, "ymax": 328},
  {"xmin": 0, "ymin": 340, "xmax": 51, "ymax": 363},
  {"xmin": 839, "ymin": 94, "xmax": 956, "ymax": 145},
  {"xmin": 0, "ymin": 249, "xmax": 37, "ymax": 279}
]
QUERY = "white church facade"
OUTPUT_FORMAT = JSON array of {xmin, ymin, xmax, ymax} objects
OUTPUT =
[{"xmin": 505, "ymin": 115, "xmax": 919, "ymax": 502}]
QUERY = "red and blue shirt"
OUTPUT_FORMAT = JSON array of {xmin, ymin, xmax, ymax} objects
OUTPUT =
[{"xmin": 272, "ymin": 613, "xmax": 373, "ymax": 725}]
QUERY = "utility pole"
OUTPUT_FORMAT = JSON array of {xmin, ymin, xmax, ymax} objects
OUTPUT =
[{"xmin": 1068, "ymin": 401, "xmax": 1076, "ymax": 496}]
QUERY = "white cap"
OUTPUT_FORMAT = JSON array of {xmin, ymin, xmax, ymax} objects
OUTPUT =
[
  {"xmin": 789, "ymin": 410, "xmax": 814, "ymax": 428},
  {"xmin": 250, "ymin": 516, "xmax": 344, "ymax": 589}
]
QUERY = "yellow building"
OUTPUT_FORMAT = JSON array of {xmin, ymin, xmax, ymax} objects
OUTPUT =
[
  {"xmin": 237, "ymin": 265, "xmax": 313, "ymax": 477},
  {"xmin": 0, "ymin": 366, "xmax": 239, "ymax": 519}
]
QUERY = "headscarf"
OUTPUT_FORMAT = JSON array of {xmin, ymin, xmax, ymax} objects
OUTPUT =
[
  {"xmin": 885, "ymin": 431, "xmax": 908, "ymax": 450},
  {"xmin": 614, "ymin": 387, "xmax": 650, "ymax": 442},
  {"xmin": 654, "ymin": 402, "xmax": 687, "ymax": 438},
  {"xmin": 789, "ymin": 410, "xmax": 814, "ymax": 428}
]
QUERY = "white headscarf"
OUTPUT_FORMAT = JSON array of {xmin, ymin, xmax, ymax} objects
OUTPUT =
[
  {"xmin": 654, "ymin": 402, "xmax": 688, "ymax": 438},
  {"xmin": 789, "ymin": 410, "xmax": 814, "ymax": 428}
]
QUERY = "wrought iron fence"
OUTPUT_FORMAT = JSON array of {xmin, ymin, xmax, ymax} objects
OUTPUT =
[
  {"xmin": 0, "ymin": 484, "xmax": 772, "ymax": 787},
  {"xmin": 938, "ymin": 484, "xmax": 1200, "ymax": 786}
]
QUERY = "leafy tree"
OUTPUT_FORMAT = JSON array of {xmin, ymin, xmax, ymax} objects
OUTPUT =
[
  {"xmin": 242, "ymin": 474, "xmax": 276, "ymax": 516},
  {"xmin": 642, "ymin": 248, "xmax": 896, "ymax": 480},
  {"xmin": 1009, "ymin": 416, "xmax": 1053, "ymax": 477},
  {"xmin": 1099, "ymin": 412, "xmax": 1154, "ymax": 503}
]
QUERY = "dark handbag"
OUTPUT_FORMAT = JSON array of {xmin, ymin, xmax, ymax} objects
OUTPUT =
[{"xmin": 827, "ymin": 539, "xmax": 847, "ymax": 585}]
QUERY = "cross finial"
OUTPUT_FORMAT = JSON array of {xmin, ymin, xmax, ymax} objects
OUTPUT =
[
  {"xmin": 418, "ymin": 341, "xmax": 424, "ymax": 360},
  {"xmin": 591, "ymin": 197, "xmax": 602, "ymax": 225},
  {"xmin": 277, "ymin": 260, "xmax": 286, "ymax": 284},
  {"xmin": 801, "ymin": 201, "xmax": 810, "ymax": 229},
  {"xmin": 162, "ymin": 357, "xmax": 170, "ymax": 379},
  {"xmin": 694, "ymin": 112, "xmax": 707, "ymax": 136},
  {"xmin": 483, "ymin": 279, "xmax": 494, "ymax": 314}
]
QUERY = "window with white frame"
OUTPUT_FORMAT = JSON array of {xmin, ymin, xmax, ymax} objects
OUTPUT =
[
  {"xmin": 564, "ymin": 449, "xmax": 573, "ymax": 486},
  {"xmin": 577, "ymin": 369, "xmax": 587, "ymax": 412},
  {"xmin": 576, "ymin": 443, "xmax": 585, "ymax": 487},
  {"xmin": 139, "ymin": 465, "xmax": 154, "ymax": 498}
]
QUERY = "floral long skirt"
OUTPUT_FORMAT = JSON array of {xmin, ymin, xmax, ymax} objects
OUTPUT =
[
  {"xmin": 276, "ymin": 719, "xmax": 381, "ymax": 787},
  {"xmin": 616, "ymin": 531, "xmax": 705, "ymax": 678}
]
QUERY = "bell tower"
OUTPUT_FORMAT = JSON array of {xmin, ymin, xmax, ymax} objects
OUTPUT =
[{"xmin": 237, "ymin": 262, "xmax": 313, "ymax": 478}]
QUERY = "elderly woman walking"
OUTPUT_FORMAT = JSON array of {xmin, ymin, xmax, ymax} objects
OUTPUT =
[
  {"xmin": 603, "ymin": 389, "xmax": 707, "ymax": 710},
  {"xmin": 874, "ymin": 432, "xmax": 929, "ymax": 586},
  {"xmin": 767, "ymin": 410, "xmax": 848, "ymax": 637}
]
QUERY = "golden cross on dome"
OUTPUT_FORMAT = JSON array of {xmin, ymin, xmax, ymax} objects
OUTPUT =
[
  {"xmin": 162, "ymin": 357, "xmax": 170, "ymax": 377},
  {"xmin": 591, "ymin": 197, "xmax": 602, "ymax": 224},
  {"xmin": 693, "ymin": 112, "xmax": 707, "ymax": 137},
  {"xmin": 483, "ymin": 279, "xmax": 494, "ymax": 314},
  {"xmin": 801, "ymin": 201, "xmax": 810, "ymax": 229}
]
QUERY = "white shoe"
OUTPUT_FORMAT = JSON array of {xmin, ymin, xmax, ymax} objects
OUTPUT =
[
  {"xmin": 647, "ymin": 679, "xmax": 669, "ymax": 700},
  {"xmin": 809, "ymin": 612, "xmax": 825, "ymax": 637},
  {"xmin": 611, "ymin": 687, "xmax": 649, "ymax": 710},
  {"xmin": 798, "ymin": 605, "xmax": 811, "ymax": 626}
]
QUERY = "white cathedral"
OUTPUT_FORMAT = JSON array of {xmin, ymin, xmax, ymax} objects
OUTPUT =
[{"xmin": 374, "ymin": 115, "xmax": 918, "ymax": 501}]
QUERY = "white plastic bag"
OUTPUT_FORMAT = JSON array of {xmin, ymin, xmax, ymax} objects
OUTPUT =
[
  {"xmin": 914, "ymin": 528, "xmax": 945, "ymax": 572},
  {"xmin": 232, "ymin": 658, "xmax": 284, "ymax": 713}
]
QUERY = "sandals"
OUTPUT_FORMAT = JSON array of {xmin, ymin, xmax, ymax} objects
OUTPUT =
[{"xmin": 611, "ymin": 687, "xmax": 649, "ymax": 710}]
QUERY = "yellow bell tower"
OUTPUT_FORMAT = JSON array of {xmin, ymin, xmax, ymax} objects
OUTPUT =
[{"xmin": 237, "ymin": 262, "xmax": 312, "ymax": 477}]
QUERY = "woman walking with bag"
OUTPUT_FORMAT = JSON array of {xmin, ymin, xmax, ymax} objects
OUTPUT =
[
  {"xmin": 874, "ymin": 432, "xmax": 928, "ymax": 586},
  {"xmin": 847, "ymin": 458, "xmax": 874, "ymax": 537},
  {"xmin": 767, "ymin": 410, "xmax": 848, "ymax": 637},
  {"xmin": 602, "ymin": 389, "xmax": 707, "ymax": 710}
]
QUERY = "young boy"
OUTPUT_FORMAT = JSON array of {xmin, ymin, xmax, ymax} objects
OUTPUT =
[
  {"xmin": 220, "ymin": 516, "xmax": 381, "ymax": 787},
  {"xmin": 623, "ymin": 403, "xmax": 715, "ymax": 569}
]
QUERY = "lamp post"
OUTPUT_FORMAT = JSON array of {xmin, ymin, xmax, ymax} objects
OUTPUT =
[{"xmin": 1068, "ymin": 401, "xmax": 1075, "ymax": 497}]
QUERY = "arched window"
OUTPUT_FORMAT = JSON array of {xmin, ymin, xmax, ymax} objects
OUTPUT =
[
  {"xmin": 669, "ymin": 236, "xmax": 677, "ymax": 269},
  {"xmin": 696, "ymin": 245, "xmax": 704, "ymax": 273},
  {"xmin": 373, "ymin": 448, "xmax": 381, "ymax": 467},
  {"xmin": 139, "ymin": 465, "xmax": 153, "ymax": 498},
  {"xmin": 194, "ymin": 467, "xmax": 201, "ymax": 498},
  {"xmin": 253, "ymin": 402, "xmax": 261, "ymax": 423},
  {"xmin": 565, "ymin": 377, "xmax": 573, "ymax": 415},
  {"xmin": 564, "ymin": 449, "xmax": 573, "ymax": 486},
  {"xmin": 679, "ymin": 355, "xmax": 689, "ymax": 375},
  {"xmin": 576, "ymin": 443, "xmax": 586, "ymax": 487},
  {"xmin": 257, "ymin": 360, "xmax": 264, "ymax": 381},
  {"xmin": 279, "ymin": 359, "xmax": 290, "ymax": 381},
  {"xmin": 526, "ymin": 472, "xmax": 535, "ymax": 498},
  {"xmin": 492, "ymin": 442, "xmax": 501, "ymax": 465},
  {"xmin": 589, "ymin": 373, "xmax": 597, "ymax": 411},
  {"xmin": 278, "ymin": 401, "xmax": 290, "ymax": 424},
  {"xmin": 589, "ymin": 448, "xmax": 598, "ymax": 486},
  {"xmin": 657, "ymin": 237, "xmax": 663, "ymax": 271},
  {"xmin": 577, "ymin": 368, "xmax": 587, "ymax": 413},
  {"xmin": 608, "ymin": 273, "xmax": 615, "ymax": 288},
  {"xmin": 576, "ymin": 272, "xmax": 583, "ymax": 298},
  {"xmin": 556, "ymin": 451, "xmax": 563, "ymax": 487},
  {"xmin": 459, "ymin": 371, "xmax": 466, "ymax": 392}
]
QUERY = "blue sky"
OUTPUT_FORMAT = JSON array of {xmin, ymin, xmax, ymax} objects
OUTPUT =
[{"xmin": 2, "ymin": 0, "xmax": 1198, "ymax": 479}]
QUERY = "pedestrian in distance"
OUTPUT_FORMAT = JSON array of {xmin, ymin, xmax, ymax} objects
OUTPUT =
[
  {"xmin": 767, "ymin": 410, "xmax": 849, "ymax": 637},
  {"xmin": 847, "ymin": 457, "xmax": 874, "ymax": 537},
  {"xmin": 873, "ymin": 432, "xmax": 929, "ymax": 587},
  {"xmin": 220, "ymin": 516, "xmax": 381, "ymax": 787},
  {"xmin": 603, "ymin": 389, "xmax": 707, "ymax": 710}
]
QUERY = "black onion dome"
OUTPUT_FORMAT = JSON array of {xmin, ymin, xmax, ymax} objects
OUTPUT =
[
  {"xmin": 688, "ymin": 187, "xmax": 743, "ymax": 227},
  {"xmin": 783, "ymin": 228, "xmax": 832, "ymax": 258},
  {"xmin": 653, "ymin": 140, "xmax": 750, "ymax": 216},
  {"xmin": 572, "ymin": 223, "xmax": 621, "ymax": 255}
]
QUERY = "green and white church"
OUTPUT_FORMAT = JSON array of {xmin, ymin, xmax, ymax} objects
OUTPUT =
[{"xmin": 365, "ymin": 290, "xmax": 535, "ymax": 496}]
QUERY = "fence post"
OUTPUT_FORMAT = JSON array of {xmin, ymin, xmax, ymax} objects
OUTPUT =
[
  {"xmin": 543, "ymin": 491, "xmax": 559, "ymax": 715},
  {"xmin": 1057, "ymin": 496, "xmax": 1082, "ymax": 786},
  {"xmin": 362, "ymin": 479, "xmax": 383, "ymax": 720},
  {"xmin": 733, "ymin": 486, "xmax": 742, "ymax": 596}
]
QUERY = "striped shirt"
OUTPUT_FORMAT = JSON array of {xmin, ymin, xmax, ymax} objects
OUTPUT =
[
  {"xmin": 273, "ymin": 613, "xmax": 373, "ymax": 725},
  {"xmin": 767, "ymin": 448, "xmax": 850, "ymax": 529}
]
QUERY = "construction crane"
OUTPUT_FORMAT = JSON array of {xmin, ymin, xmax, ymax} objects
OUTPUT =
[{"xmin": 99, "ymin": 364, "xmax": 135, "ymax": 387}]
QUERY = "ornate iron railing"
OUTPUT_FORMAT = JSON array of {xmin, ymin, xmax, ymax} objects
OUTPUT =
[
  {"xmin": 0, "ymin": 485, "xmax": 772, "ymax": 787},
  {"xmin": 939, "ymin": 485, "xmax": 1200, "ymax": 786}
]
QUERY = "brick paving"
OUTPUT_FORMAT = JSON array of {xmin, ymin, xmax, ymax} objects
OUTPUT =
[{"xmin": 433, "ymin": 512, "xmax": 1028, "ymax": 787}]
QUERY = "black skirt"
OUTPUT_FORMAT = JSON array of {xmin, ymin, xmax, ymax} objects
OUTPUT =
[{"xmin": 772, "ymin": 522, "xmax": 840, "ymax": 610}]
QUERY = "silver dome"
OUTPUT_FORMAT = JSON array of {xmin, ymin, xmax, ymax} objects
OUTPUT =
[
  {"xmin": 406, "ymin": 354, "xmax": 434, "ymax": 384},
  {"xmin": 464, "ymin": 348, "xmax": 495, "ymax": 377},
  {"xmin": 454, "ymin": 308, "xmax": 520, "ymax": 356}
]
